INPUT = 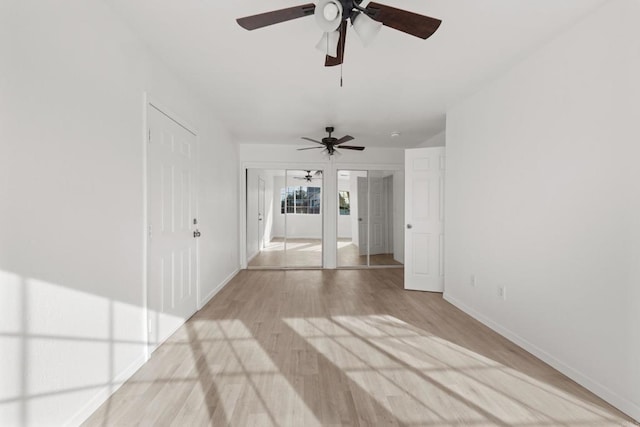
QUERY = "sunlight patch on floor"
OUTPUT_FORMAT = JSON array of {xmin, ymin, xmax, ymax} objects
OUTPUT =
[
  {"xmin": 284, "ymin": 242, "xmax": 322, "ymax": 252},
  {"xmin": 168, "ymin": 319, "xmax": 321, "ymax": 426},
  {"xmin": 337, "ymin": 241, "xmax": 354, "ymax": 249},
  {"xmin": 260, "ymin": 241, "xmax": 322, "ymax": 253},
  {"xmin": 284, "ymin": 315, "xmax": 632, "ymax": 426}
]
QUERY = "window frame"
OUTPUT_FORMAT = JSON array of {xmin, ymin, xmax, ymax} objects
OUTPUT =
[{"xmin": 280, "ymin": 185, "xmax": 322, "ymax": 215}]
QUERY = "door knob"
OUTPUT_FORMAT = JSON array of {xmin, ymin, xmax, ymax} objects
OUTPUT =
[
  {"xmin": 407, "ymin": 224, "xmax": 412, "ymax": 229},
  {"xmin": 193, "ymin": 230, "xmax": 201, "ymax": 238},
  {"xmin": 358, "ymin": 218, "xmax": 363, "ymax": 222}
]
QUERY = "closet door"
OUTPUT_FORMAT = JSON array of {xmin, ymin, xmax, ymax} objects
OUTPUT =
[
  {"xmin": 284, "ymin": 170, "xmax": 323, "ymax": 268},
  {"xmin": 337, "ymin": 170, "xmax": 404, "ymax": 268}
]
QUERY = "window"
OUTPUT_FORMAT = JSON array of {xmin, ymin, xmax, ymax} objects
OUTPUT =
[
  {"xmin": 338, "ymin": 191, "xmax": 350, "ymax": 215},
  {"xmin": 281, "ymin": 186, "xmax": 321, "ymax": 214}
]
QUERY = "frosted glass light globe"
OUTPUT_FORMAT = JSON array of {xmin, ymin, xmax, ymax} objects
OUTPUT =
[{"xmin": 323, "ymin": 3, "xmax": 339, "ymax": 21}]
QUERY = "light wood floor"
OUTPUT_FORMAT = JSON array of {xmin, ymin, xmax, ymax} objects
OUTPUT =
[
  {"xmin": 248, "ymin": 238, "xmax": 323, "ymax": 268},
  {"xmin": 249, "ymin": 238, "xmax": 402, "ymax": 268},
  {"xmin": 337, "ymin": 239, "xmax": 402, "ymax": 267},
  {"xmin": 84, "ymin": 269, "xmax": 637, "ymax": 426}
]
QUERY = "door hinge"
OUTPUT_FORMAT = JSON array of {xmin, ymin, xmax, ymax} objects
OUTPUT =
[{"xmin": 148, "ymin": 224, "xmax": 153, "ymax": 239}]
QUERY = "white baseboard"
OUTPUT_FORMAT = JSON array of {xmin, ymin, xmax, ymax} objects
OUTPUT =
[
  {"xmin": 65, "ymin": 352, "xmax": 147, "ymax": 427},
  {"xmin": 199, "ymin": 268, "xmax": 239, "ymax": 309},
  {"xmin": 443, "ymin": 292, "xmax": 640, "ymax": 423}
]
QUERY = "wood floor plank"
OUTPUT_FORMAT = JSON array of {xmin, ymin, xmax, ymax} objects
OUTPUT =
[{"xmin": 84, "ymin": 269, "xmax": 637, "ymax": 426}]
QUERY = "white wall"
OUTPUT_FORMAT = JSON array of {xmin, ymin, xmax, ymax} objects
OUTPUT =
[
  {"xmin": 239, "ymin": 143, "xmax": 405, "ymax": 166},
  {"xmin": 0, "ymin": 1, "xmax": 239, "ymax": 425},
  {"xmin": 416, "ymin": 130, "xmax": 446, "ymax": 148},
  {"xmin": 444, "ymin": 0, "xmax": 640, "ymax": 421}
]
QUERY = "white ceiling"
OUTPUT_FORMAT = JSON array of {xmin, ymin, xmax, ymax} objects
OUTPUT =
[{"xmin": 106, "ymin": 0, "xmax": 606, "ymax": 148}]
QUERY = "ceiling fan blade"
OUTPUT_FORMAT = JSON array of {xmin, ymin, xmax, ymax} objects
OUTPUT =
[
  {"xmin": 325, "ymin": 20, "xmax": 347, "ymax": 66},
  {"xmin": 335, "ymin": 135, "xmax": 354, "ymax": 145},
  {"xmin": 297, "ymin": 147, "xmax": 324, "ymax": 151},
  {"xmin": 301, "ymin": 137, "xmax": 324, "ymax": 145},
  {"xmin": 338, "ymin": 145, "xmax": 365, "ymax": 151},
  {"xmin": 237, "ymin": 3, "xmax": 315, "ymax": 30},
  {"xmin": 365, "ymin": 2, "xmax": 441, "ymax": 40}
]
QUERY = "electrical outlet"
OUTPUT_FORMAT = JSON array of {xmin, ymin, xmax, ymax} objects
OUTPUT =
[{"xmin": 497, "ymin": 286, "xmax": 507, "ymax": 300}]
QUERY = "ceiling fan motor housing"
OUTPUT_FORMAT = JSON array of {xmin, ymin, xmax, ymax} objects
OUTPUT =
[{"xmin": 342, "ymin": 0, "xmax": 368, "ymax": 23}]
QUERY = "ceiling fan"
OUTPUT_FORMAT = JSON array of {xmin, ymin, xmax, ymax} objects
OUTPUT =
[
  {"xmin": 293, "ymin": 170, "xmax": 323, "ymax": 182},
  {"xmin": 298, "ymin": 127, "xmax": 364, "ymax": 156},
  {"xmin": 236, "ymin": 0, "xmax": 441, "ymax": 66}
]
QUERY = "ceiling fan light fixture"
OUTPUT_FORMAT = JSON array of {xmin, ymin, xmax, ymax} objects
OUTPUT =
[
  {"xmin": 323, "ymin": 3, "xmax": 339, "ymax": 20},
  {"xmin": 315, "ymin": 0, "xmax": 343, "ymax": 32},
  {"xmin": 352, "ymin": 11, "xmax": 382, "ymax": 47},
  {"xmin": 315, "ymin": 30, "xmax": 340, "ymax": 58}
]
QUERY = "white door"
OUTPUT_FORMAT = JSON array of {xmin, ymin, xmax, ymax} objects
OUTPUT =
[
  {"xmin": 357, "ymin": 176, "xmax": 369, "ymax": 256},
  {"xmin": 369, "ymin": 176, "xmax": 387, "ymax": 255},
  {"xmin": 147, "ymin": 105, "xmax": 198, "ymax": 350},
  {"xmin": 404, "ymin": 147, "xmax": 445, "ymax": 292},
  {"xmin": 258, "ymin": 177, "xmax": 265, "ymax": 250}
]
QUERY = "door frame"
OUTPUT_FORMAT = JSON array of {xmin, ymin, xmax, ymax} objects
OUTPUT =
[{"xmin": 142, "ymin": 93, "xmax": 199, "ymax": 358}]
